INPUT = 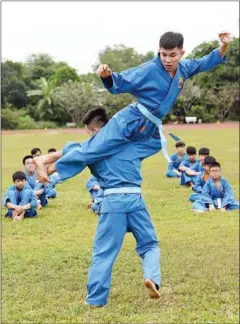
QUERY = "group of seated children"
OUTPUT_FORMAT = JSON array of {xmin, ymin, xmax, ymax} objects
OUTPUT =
[
  {"xmin": 3, "ymin": 148, "xmax": 61, "ymax": 221},
  {"xmin": 166, "ymin": 142, "xmax": 239, "ymax": 212}
]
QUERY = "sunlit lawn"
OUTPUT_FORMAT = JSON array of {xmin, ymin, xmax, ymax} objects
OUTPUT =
[{"xmin": 2, "ymin": 127, "xmax": 239, "ymax": 323}]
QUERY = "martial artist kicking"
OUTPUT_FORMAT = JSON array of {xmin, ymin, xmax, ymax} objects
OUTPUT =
[
  {"xmin": 33, "ymin": 31, "xmax": 231, "ymax": 182},
  {"xmin": 192, "ymin": 162, "xmax": 239, "ymax": 212}
]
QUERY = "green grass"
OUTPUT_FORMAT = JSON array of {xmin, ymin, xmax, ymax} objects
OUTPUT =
[{"xmin": 2, "ymin": 128, "xmax": 239, "ymax": 324}]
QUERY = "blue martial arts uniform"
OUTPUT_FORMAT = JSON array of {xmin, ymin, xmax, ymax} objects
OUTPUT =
[
  {"xmin": 192, "ymin": 177, "xmax": 239, "ymax": 211},
  {"xmin": 25, "ymin": 171, "xmax": 48, "ymax": 207},
  {"xmin": 166, "ymin": 152, "xmax": 187, "ymax": 178},
  {"xmin": 3, "ymin": 184, "xmax": 38, "ymax": 217},
  {"xmin": 55, "ymin": 49, "xmax": 226, "ymax": 181},
  {"xmin": 84, "ymin": 131, "xmax": 162, "ymax": 306},
  {"xmin": 189, "ymin": 171, "xmax": 208, "ymax": 202},
  {"xmin": 179, "ymin": 158, "xmax": 200, "ymax": 186},
  {"xmin": 86, "ymin": 176, "xmax": 104, "ymax": 214},
  {"xmin": 86, "ymin": 176, "xmax": 101, "ymax": 201}
]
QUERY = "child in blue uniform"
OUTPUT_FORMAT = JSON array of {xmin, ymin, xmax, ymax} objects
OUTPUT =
[
  {"xmin": 166, "ymin": 141, "xmax": 186, "ymax": 178},
  {"xmin": 179, "ymin": 146, "xmax": 201, "ymax": 187},
  {"xmin": 23, "ymin": 155, "xmax": 48, "ymax": 207},
  {"xmin": 192, "ymin": 162, "xmax": 239, "ymax": 212},
  {"xmin": 3, "ymin": 171, "xmax": 37, "ymax": 221},
  {"xmin": 189, "ymin": 156, "xmax": 216, "ymax": 202}
]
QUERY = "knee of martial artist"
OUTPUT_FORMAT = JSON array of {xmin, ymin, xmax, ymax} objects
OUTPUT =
[
  {"xmin": 136, "ymin": 241, "xmax": 160, "ymax": 258},
  {"xmin": 62, "ymin": 142, "xmax": 81, "ymax": 156}
]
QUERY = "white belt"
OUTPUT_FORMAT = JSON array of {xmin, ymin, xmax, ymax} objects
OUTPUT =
[{"xmin": 104, "ymin": 187, "xmax": 141, "ymax": 196}]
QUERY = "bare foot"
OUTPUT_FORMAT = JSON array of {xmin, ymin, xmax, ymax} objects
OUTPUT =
[
  {"xmin": 33, "ymin": 157, "xmax": 50, "ymax": 183},
  {"xmin": 144, "ymin": 279, "xmax": 160, "ymax": 299}
]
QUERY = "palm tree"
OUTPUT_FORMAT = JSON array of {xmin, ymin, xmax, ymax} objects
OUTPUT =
[{"xmin": 27, "ymin": 77, "xmax": 54, "ymax": 119}]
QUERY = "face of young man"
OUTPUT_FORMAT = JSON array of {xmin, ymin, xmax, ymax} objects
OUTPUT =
[
  {"xmin": 85, "ymin": 123, "xmax": 101, "ymax": 137},
  {"xmin": 176, "ymin": 146, "xmax": 185, "ymax": 155},
  {"xmin": 159, "ymin": 47, "xmax": 185, "ymax": 73},
  {"xmin": 24, "ymin": 158, "xmax": 36, "ymax": 173},
  {"xmin": 188, "ymin": 154, "xmax": 196, "ymax": 163},
  {"xmin": 204, "ymin": 164, "xmax": 211, "ymax": 173},
  {"xmin": 14, "ymin": 179, "xmax": 26, "ymax": 190},
  {"xmin": 209, "ymin": 167, "xmax": 221, "ymax": 180},
  {"xmin": 33, "ymin": 151, "xmax": 41, "ymax": 157},
  {"xmin": 199, "ymin": 154, "xmax": 208, "ymax": 165}
]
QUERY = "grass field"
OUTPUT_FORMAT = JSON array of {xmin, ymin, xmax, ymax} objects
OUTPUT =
[{"xmin": 2, "ymin": 126, "xmax": 239, "ymax": 324}]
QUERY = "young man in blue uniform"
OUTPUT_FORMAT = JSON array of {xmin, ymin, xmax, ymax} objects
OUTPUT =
[{"xmin": 34, "ymin": 32, "xmax": 231, "ymax": 182}]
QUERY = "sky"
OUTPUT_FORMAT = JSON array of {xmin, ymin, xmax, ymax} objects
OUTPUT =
[{"xmin": 2, "ymin": 1, "xmax": 239, "ymax": 74}]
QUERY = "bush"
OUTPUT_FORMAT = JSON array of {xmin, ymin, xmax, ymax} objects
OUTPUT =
[
  {"xmin": 36, "ymin": 121, "xmax": 58, "ymax": 129},
  {"xmin": 17, "ymin": 115, "xmax": 36, "ymax": 129},
  {"xmin": 1, "ymin": 108, "xmax": 19, "ymax": 129},
  {"xmin": 201, "ymin": 112, "xmax": 215, "ymax": 123}
]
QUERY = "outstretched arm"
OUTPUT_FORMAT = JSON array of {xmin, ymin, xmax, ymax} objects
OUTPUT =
[
  {"xmin": 183, "ymin": 32, "xmax": 231, "ymax": 79},
  {"xmin": 97, "ymin": 64, "xmax": 136, "ymax": 94},
  {"xmin": 218, "ymin": 32, "xmax": 232, "ymax": 58}
]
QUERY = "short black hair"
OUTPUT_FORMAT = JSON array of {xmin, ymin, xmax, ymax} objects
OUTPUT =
[
  {"xmin": 199, "ymin": 147, "xmax": 210, "ymax": 155},
  {"xmin": 204, "ymin": 156, "xmax": 216, "ymax": 166},
  {"xmin": 31, "ymin": 147, "xmax": 41, "ymax": 155},
  {"xmin": 209, "ymin": 162, "xmax": 221, "ymax": 170},
  {"xmin": 48, "ymin": 148, "xmax": 57, "ymax": 153},
  {"xmin": 159, "ymin": 32, "xmax": 184, "ymax": 49},
  {"xmin": 12, "ymin": 171, "xmax": 26, "ymax": 182},
  {"xmin": 82, "ymin": 107, "xmax": 109, "ymax": 127},
  {"xmin": 186, "ymin": 146, "xmax": 196, "ymax": 155},
  {"xmin": 175, "ymin": 141, "xmax": 185, "ymax": 148},
  {"xmin": 23, "ymin": 155, "xmax": 33, "ymax": 165}
]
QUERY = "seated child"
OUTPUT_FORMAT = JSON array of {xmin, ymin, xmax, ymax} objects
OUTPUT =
[
  {"xmin": 31, "ymin": 147, "xmax": 41, "ymax": 157},
  {"xmin": 165, "ymin": 141, "xmax": 186, "ymax": 178},
  {"xmin": 189, "ymin": 156, "xmax": 216, "ymax": 202},
  {"xmin": 179, "ymin": 146, "xmax": 201, "ymax": 187},
  {"xmin": 197, "ymin": 147, "xmax": 210, "ymax": 172},
  {"xmin": 48, "ymin": 148, "xmax": 57, "ymax": 154},
  {"xmin": 3, "ymin": 171, "xmax": 37, "ymax": 221},
  {"xmin": 192, "ymin": 162, "xmax": 239, "ymax": 212},
  {"xmin": 23, "ymin": 155, "xmax": 48, "ymax": 207}
]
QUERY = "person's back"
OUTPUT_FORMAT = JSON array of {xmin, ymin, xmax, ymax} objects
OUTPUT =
[{"xmin": 86, "ymin": 130, "xmax": 162, "ymax": 306}]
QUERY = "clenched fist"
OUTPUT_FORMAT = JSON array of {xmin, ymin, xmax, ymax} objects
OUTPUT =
[
  {"xmin": 218, "ymin": 32, "xmax": 232, "ymax": 45},
  {"xmin": 96, "ymin": 64, "xmax": 112, "ymax": 78}
]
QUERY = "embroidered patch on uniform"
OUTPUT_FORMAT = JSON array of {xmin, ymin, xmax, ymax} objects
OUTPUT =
[
  {"xmin": 140, "ymin": 125, "xmax": 146, "ymax": 133},
  {"xmin": 178, "ymin": 77, "xmax": 184, "ymax": 89}
]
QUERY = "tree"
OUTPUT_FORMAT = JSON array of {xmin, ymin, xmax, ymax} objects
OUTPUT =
[
  {"xmin": 49, "ymin": 65, "xmax": 80, "ymax": 87},
  {"xmin": 179, "ymin": 80, "xmax": 201, "ymax": 115},
  {"xmin": 205, "ymin": 84, "xmax": 239, "ymax": 121},
  {"xmin": 93, "ymin": 44, "xmax": 154, "ymax": 72},
  {"xmin": 25, "ymin": 53, "xmax": 56, "ymax": 81},
  {"xmin": 26, "ymin": 77, "xmax": 55, "ymax": 120},
  {"xmin": 1, "ymin": 61, "xmax": 28, "ymax": 108},
  {"xmin": 52, "ymin": 81, "xmax": 102, "ymax": 123}
]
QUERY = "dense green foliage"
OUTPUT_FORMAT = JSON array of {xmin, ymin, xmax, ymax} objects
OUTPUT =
[{"xmin": 1, "ymin": 39, "xmax": 239, "ymax": 129}]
